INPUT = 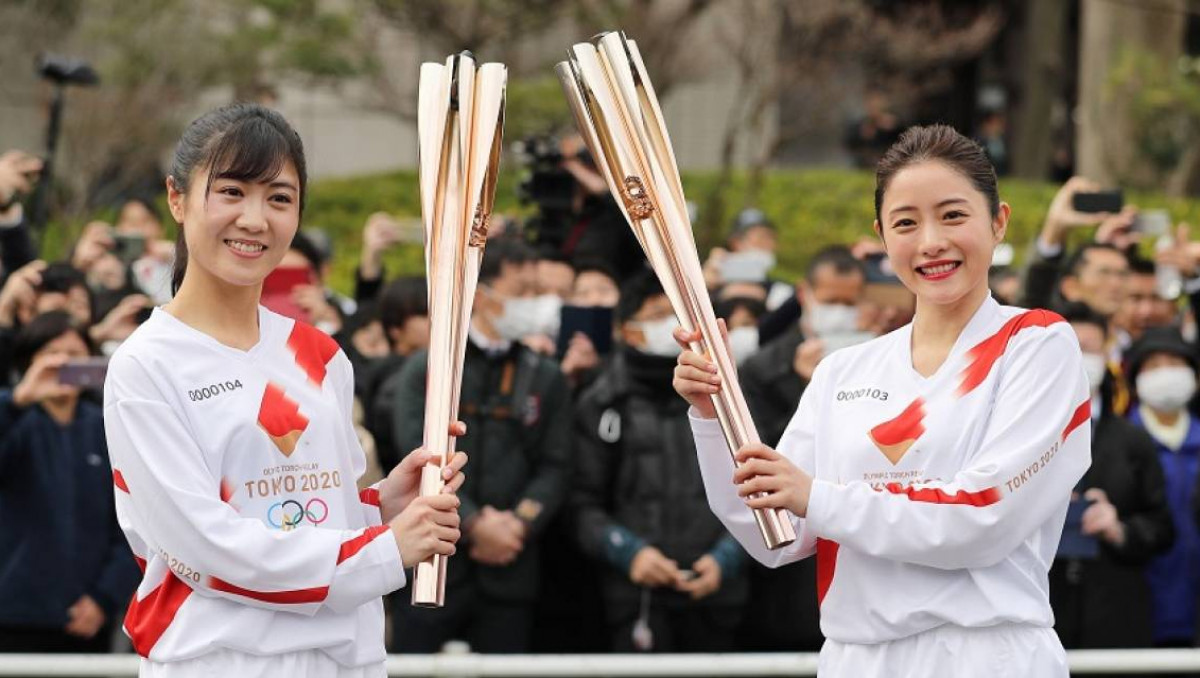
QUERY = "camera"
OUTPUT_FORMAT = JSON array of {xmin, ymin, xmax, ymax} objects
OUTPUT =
[
  {"xmin": 37, "ymin": 54, "xmax": 99, "ymax": 86},
  {"xmin": 515, "ymin": 135, "xmax": 591, "ymax": 248}
]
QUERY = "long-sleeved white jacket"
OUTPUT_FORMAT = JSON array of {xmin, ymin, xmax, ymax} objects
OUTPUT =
[
  {"xmin": 103, "ymin": 307, "xmax": 402, "ymax": 667},
  {"xmin": 692, "ymin": 296, "xmax": 1091, "ymax": 644}
]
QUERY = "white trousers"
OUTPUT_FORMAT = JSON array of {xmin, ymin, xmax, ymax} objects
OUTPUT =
[
  {"xmin": 819, "ymin": 624, "xmax": 1068, "ymax": 678},
  {"xmin": 139, "ymin": 649, "xmax": 386, "ymax": 678}
]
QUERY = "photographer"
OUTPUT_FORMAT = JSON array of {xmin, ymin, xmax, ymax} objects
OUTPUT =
[
  {"xmin": 0, "ymin": 150, "xmax": 43, "ymax": 287},
  {"xmin": 521, "ymin": 134, "xmax": 644, "ymax": 282},
  {"xmin": 0, "ymin": 311, "xmax": 139, "ymax": 655},
  {"xmin": 1051, "ymin": 305, "xmax": 1173, "ymax": 655}
]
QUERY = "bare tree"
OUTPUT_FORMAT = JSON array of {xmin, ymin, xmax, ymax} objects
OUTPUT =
[{"xmin": 697, "ymin": 0, "xmax": 1003, "ymax": 245}]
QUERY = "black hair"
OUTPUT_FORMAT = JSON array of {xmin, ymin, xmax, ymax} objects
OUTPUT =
[
  {"xmin": 715, "ymin": 296, "xmax": 766, "ymax": 323},
  {"xmin": 288, "ymin": 231, "xmax": 324, "ymax": 274},
  {"xmin": 534, "ymin": 244, "xmax": 571, "ymax": 265},
  {"xmin": 616, "ymin": 270, "xmax": 666, "ymax": 324},
  {"xmin": 805, "ymin": 245, "xmax": 865, "ymax": 284},
  {"xmin": 169, "ymin": 103, "xmax": 308, "ymax": 294},
  {"xmin": 1061, "ymin": 243, "xmax": 1124, "ymax": 279},
  {"xmin": 573, "ymin": 258, "xmax": 619, "ymax": 286},
  {"xmin": 875, "ymin": 124, "xmax": 999, "ymax": 225},
  {"xmin": 479, "ymin": 236, "xmax": 536, "ymax": 285},
  {"xmin": 1058, "ymin": 301, "xmax": 1110, "ymax": 339},
  {"xmin": 378, "ymin": 276, "xmax": 429, "ymax": 336},
  {"xmin": 12, "ymin": 310, "xmax": 94, "ymax": 375},
  {"xmin": 37, "ymin": 262, "xmax": 88, "ymax": 295},
  {"xmin": 1126, "ymin": 254, "xmax": 1157, "ymax": 277}
]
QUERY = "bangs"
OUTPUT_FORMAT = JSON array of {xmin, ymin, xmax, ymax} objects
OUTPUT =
[{"xmin": 204, "ymin": 116, "xmax": 295, "ymax": 193}]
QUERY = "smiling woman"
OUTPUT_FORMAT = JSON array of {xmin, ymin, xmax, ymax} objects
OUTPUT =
[
  {"xmin": 101, "ymin": 103, "xmax": 467, "ymax": 678},
  {"xmin": 674, "ymin": 125, "xmax": 1090, "ymax": 677}
]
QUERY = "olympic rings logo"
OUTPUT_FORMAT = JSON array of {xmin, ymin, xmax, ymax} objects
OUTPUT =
[{"xmin": 267, "ymin": 498, "xmax": 329, "ymax": 530}]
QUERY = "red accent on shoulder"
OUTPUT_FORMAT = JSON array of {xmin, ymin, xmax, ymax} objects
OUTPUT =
[
  {"xmin": 881, "ymin": 482, "xmax": 1002, "ymax": 507},
  {"xmin": 816, "ymin": 539, "xmax": 839, "ymax": 607},
  {"xmin": 124, "ymin": 572, "xmax": 193, "ymax": 657},
  {"xmin": 337, "ymin": 525, "xmax": 390, "ymax": 565},
  {"xmin": 1062, "ymin": 399, "xmax": 1091, "ymax": 441},
  {"xmin": 257, "ymin": 383, "xmax": 309, "ymax": 456},
  {"xmin": 209, "ymin": 576, "xmax": 328, "ymax": 605},
  {"xmin": 359, "ymin": 487, "xmax": 381, "ymax": 507},
  {"xmin": 133, "ymin": 556, "xmax": 147, "ymax": 573},
  {"xmin": 113, "ymin": 470, "xmax": 130, "ymax": 494},
  {"xmin": 869, "ymin": 398, "xmax": 926, "ymax": 447},
  {"xmin": 959, "ymin": 309, "xmax": 1065, "ymax": 396},
  {"xmin": 287, "ymin": 321, "xmax": 340, "ymax": 387}
]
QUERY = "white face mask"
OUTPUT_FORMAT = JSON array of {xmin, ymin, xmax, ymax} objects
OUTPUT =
[
  {"xmin": 807, "ymin": 302, "xmax": 860, "ymax": 338},
  {"xmin": 633, "ymin": 316, "xmax": 681, "ymax": 357},
  {"xmin": 1081, "ymin": 353, "xmax": 1108, "ymax": 393},
  {"xmin": 485, "ymin": 290, "xmax": 538, "ymax": 342},
  {"xmin": 728, "ymin": 326, "xmax": 759, "ymax": 364},
  {"xmin": 1136, "ymin": 365, "xmax": 1197, "ymax": 413},
  {"xmin": 528, "ymin": 294, "xmax": 563, "ymax": 338}
]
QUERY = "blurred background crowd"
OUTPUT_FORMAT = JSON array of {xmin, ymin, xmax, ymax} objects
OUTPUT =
[{"xmin": 4, "ymin": 0, "xmax": 1200, "ymax": 671}]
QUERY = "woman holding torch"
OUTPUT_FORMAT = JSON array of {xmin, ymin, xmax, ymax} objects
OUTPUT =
[
  {"xmin": 103, "ymin": 103, "xmax": 465, "ymax": 677},
  {"xmin": 675, "ymin": 125, "xmax": 1088, "ymax": 677}
]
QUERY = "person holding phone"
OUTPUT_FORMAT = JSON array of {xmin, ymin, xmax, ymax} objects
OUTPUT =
[
  {"xmin": 675, "ymin": 125, "xmax": 1090, "ymax": 676},
  {"xmin": 102, "ymin": 103, "xmax": 466, "ymax": 677},
  {"xmin": 1050, "ymin": 304, "xmax": 1173, "ymax": 655},
  {"xmin": 0, "ymin": 311, "xmax": 139, "ymax": 656}
]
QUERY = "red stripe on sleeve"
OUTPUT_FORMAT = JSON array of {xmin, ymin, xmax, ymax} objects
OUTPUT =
[
  {"xmin": 209, "ymin": 577, "xmax": 329, "ymax": 605},
  {"xmin": 113, "ymin": 470, "xmax": 130, "ymax": 494},
  {"xmin": 124, "ymin": 572, "xmax": 193, "ymax": 657},
  {"xmin": 882, "ymin": 482, "xmax": 1002, "ymax": 507},
  {"xmin": 816, "ymin": 539, "xmax": 839, "ymax": 607},
  {"xmin": 959, "ymin": 309, "xmax": 1064, "ymax": 396},
  {"xmin": 359, "ymin": 487, "xmax": 381, "ymax": 507},
  {"xmin": 338, "ymin": 525, "xmax": 390, "ymax": 565},
  {"xmin": 1062, "ymin": 400, "xmax": 1091, "ymax": 441}
]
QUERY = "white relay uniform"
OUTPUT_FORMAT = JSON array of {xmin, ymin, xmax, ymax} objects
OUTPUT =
[
  {"xmin": 693, "ymin": 297, "xmax": 1091, "ymax": 677},
  {"xmin": 103, "ymin": 306, "xmax": 403, "ymax": 677}
]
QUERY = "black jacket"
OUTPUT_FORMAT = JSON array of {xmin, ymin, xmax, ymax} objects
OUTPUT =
[
  {"xmin": 740, "ymin": 325, "xmax": 807, "ymax": 447},
  {"xmin": 571, "ymin": 348, "xmax": 747, "ymax": 612},
  {"xmin": 1050, "ymin": 413, "xmax": 1175, "ymax": 649},
  {"xmin": 361, "ymin": 353, "xmax": 410, "ymax": 473},
  {"xmin": 391, "ymin": 340, "xmax": 572, "ymax": 603}
]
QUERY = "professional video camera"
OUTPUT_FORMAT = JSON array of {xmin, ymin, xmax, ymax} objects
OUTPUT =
[{"xmin": 513, "ymin": 135, "xmax": 590, "ymax": 249}]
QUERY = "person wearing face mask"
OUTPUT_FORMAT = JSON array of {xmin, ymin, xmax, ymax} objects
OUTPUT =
[
  {"xmin": 1048, "ymin": 305, "xmax": 1173, "ymax": 658},
  {"xmin": 388, "ymin": 237, "xmax": 572, "ymax": 653},
  {"xmin": 715, "ymin": 296, "xmax": 766, "ymax": 366},
  {"xmin": 731, "ymin": 245, "xmax": 868, "ymax": 653},
  {"xmin": 1125, "ymin": 327, "xmax": 1200, "ymax": 648},
  {"xmin": 568, "ymin": 271, "xmax": 747, "ymax": 652}
]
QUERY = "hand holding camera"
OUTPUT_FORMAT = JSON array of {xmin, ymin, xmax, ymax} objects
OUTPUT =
[
  {"xmin": 0, "ymin": 150, "xmax": 43, "ymax": 215},
  {"xmin": 1042, "ymin": 177, "xmax": 1109, "ymax": 247}
]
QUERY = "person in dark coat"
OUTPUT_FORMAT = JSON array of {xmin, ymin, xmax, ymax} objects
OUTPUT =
[
  {"xmin": 735, "ymin": 246, "xmax": 868, "ymax": 652},
  {"xmin": 570, "ymin": 271, "xmax": 748, "ymax": 652},
  {"xmin": 1051, "ymin": 305, "xmax": 1174, "ymax": 655},
  {"xmin": 0, "ymin": 311, "xmax": 140, "ymax": 654},
  {"xmin": 388, "ymin": 238, "xmax": 572, "ymax": 653}
]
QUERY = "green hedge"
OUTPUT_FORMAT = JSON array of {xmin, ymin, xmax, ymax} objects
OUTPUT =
[
  {"xmin": 43, "ymin": 168, "xmax": 1200, "ymax": 296},
  {"xmin": 305, "ymin": 168, "xmax": 1200, "ymax": 295}
]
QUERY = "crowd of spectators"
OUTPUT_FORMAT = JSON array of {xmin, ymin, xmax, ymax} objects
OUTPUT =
[{"xmin": 0, "ymin": 138, "xmax": 1198, "ymax": 661}]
